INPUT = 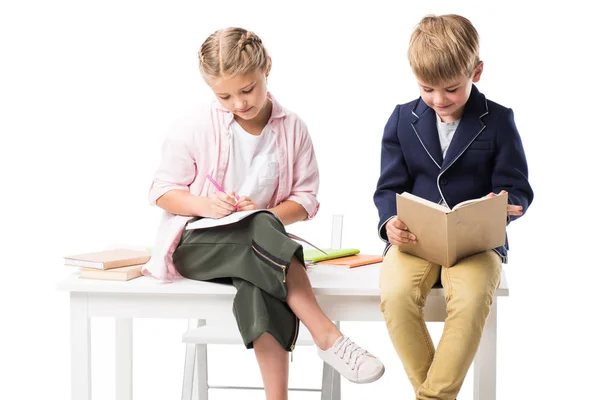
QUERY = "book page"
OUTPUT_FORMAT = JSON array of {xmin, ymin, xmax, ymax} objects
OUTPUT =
[
  {"xmin": 452, "ymin": 192, "xmax": 508, "ymax": 211},
  {"xmin": 185, "ymin": 209, "xmax": 278, "ymax": 230},
  {"xmin": 396, "ymin": 193, "xmax": 450, "ymax": 266},
  {"xmin": 452, "ymin": 197, "xmax": 485, "ymax": 210},
  {"xmin": 400, "ymin": 192, "xmax": 449, "ymax": 213},
  {"xmin": 451, "ymin": 193, "xmax": 507, "ymax": 263}
]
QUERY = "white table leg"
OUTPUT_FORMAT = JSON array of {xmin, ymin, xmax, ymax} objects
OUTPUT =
[
  {"xmin": 332, "ymin": 321, "xmax": 341, "ymax": 400},
  {"xmin": 182, "ymin": 341, "xmax": 196, "ymax": 400},
  {"xmin": 473, "ymin": 300, "xmax": 497, "ymax": 400},
  {"xmin": 195, "ymin": 344, "xmax": 209, "ymax": 400},
  {"xmin": 71, "ymin": 292, "xmax": 91, "ymax": 400},
  {"xmin": 321, "ymin": 321, "xmax": 341, "ymax": 400},
  {"xmin": 116, "ymin": 318, "xmax": 133, "ymax": 400}
]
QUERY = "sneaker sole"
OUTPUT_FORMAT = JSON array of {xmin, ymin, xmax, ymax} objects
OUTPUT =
[{"xmin": 346, "ymin": 364, "xmax": 385, "ymax": 384}]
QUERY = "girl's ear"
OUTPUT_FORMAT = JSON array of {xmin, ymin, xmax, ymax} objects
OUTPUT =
[
  {"xmin": 265, "ymin": 56, "xmax": 272, "ymax": 78},
  {"xmin": 472, "ymin": 61, "xmax": 484, "ymax": 83}
]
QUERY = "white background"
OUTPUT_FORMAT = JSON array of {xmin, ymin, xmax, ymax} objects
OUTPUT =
[{"xmin": 1, "ymin": 0, "xmax": 599, "ymax": 399}]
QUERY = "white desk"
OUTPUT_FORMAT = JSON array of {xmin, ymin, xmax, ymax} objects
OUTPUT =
[{"xmin": 57, "ymin": 263, "xmax": 508, "ymax": 400}]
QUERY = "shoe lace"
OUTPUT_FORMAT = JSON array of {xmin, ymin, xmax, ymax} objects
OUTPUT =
[{"xmin": 333, "ymin": 337, "xmax": 368, "ymax": 370}]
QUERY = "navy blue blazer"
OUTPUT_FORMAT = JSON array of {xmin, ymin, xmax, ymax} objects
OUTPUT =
[{"xmin": 373, "ymin": 85, "xmax": 534, "ymax": 261}]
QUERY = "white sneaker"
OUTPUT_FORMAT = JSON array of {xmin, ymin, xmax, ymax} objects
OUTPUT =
[{"xmin": 317, "ymin": 336, "xmax": 385, "ymax": 384}]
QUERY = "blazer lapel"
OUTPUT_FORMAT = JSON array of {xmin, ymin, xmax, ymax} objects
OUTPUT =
[
  {"xmin": 440, "ymin": 85, "xmax": 489, "ymax": 171},
  {"xmin": 411, "ymin": 100, "xmax": 443, "ymax": 169}
]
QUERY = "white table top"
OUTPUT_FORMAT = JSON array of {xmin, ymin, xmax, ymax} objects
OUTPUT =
[{"xmin": 57, "ymin": 263, "xmax": 509, "ymax": 297}]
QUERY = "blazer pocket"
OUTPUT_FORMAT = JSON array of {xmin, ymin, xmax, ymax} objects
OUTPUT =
[{"xmin": 468, "ymin": 139, "xmax": 493, "ymax": 151}]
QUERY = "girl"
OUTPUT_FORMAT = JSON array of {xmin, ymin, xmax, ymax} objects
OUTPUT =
[{"xmin": 144, "ymin": 27, "xmax": 385, "ymax": 399}]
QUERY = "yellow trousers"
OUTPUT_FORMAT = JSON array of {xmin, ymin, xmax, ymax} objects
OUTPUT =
[{"xmin": 379, "ymin": 247, "xmax": 501, "ymax": 400}]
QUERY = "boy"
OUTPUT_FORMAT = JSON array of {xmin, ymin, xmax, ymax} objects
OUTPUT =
[{"xmin": 373, "ymin": 14, "xmax": 534, "ymax": 399}]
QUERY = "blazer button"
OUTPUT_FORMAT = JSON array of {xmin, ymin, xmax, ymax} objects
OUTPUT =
[{"xmin": 440, "ymin": 178, "xmax": 448, "ymax": 185}]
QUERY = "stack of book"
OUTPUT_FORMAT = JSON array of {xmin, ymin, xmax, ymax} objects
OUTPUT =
[
  {"xmin": 303, "ymin": 248, "xmax": 383, "ymax": 268},
  {"xmin": 64, "ymin": 248, "xmax": 151, "ymax": 281}
]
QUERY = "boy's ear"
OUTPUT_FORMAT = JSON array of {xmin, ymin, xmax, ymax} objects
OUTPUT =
[{"xmin": 472, "ymin": 61, "xmax": 484, "ymax": 83}]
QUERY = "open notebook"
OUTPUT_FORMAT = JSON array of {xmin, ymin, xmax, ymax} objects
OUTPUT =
[{"xmin": 185, "ymin": 209, "xmax": 267, "ymax": 230}]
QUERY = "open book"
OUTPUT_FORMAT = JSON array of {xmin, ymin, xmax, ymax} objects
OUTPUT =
[
  {"xmin": 395, "ymin": 192, "xmax": 508, "ymax": 267},
  {"xmin": 185, "ymin": 209, "xmax": 267, "ymax": 230}
]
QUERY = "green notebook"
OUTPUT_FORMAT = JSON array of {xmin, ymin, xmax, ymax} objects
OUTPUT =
[{"xmin": 303, "ymin": 248, "xmax": 360, "ymax": 264}]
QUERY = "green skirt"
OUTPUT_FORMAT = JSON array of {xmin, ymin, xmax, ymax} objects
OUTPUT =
[{"xmin": 172, "ymin": 211, "xmax": 305, "ymax": 351}]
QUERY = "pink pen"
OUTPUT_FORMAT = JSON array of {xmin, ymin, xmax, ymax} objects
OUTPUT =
[{"xmin": 205, "ymin": 174, "xmax": 240, "ymax": 209}]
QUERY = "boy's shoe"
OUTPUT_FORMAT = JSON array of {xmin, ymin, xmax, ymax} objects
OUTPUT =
[{"xmin": 317, "ymin": 336, "xmax": 385, "ymax": 384}]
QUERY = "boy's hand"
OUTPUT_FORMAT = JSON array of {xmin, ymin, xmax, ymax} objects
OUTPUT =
[
  {"xmin": 236, "ymin": 196, "xmax": 258, "ymax": 211},
  {"xmin": 386, "ymin": 216, "xmax": 417, "ymax": 245},
  {"xmin": 484, "ymin": 190, "xmax": 523, "ymax": 216}
]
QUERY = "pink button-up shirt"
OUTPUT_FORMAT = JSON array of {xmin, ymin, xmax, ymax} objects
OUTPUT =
[{"xmin": 143, "ymin": 93, "xmax": 320, "ymax": 281}]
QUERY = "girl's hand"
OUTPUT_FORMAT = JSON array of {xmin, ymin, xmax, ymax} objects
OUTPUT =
[
  {"xmin": 386, "ymin": 216, "xmax": 417, "ymax": 245},
  {"xmin": 236, "ymin": 196, "xmax": 258, "ymax": 211},
  {"xmin": 484, "ymin": 190, "xmax": 523, "ymax": 216},
  {"xmin": 203, "ymin": 191, "xmax": 238, "ymax": 218}
]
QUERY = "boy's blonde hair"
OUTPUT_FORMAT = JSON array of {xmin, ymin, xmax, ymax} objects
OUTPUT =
[
  {"xmin": 198, "ymin": 27, "xmax": 269, "ymax": 83},
  {"xmin": 408, "ymin": 14, "xmax": 480, "ymax": 86}
]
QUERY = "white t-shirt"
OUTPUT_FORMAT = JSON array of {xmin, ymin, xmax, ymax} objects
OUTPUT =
[
  {"xmin": 436, "ymin": 114, "xmax": 460, "ymax": 159},
  {"xmin": 437, "ymin": 114, "xmax": 460, "ymax": 208},
  {"xmin": 223, "ymin": 120, "xmax": 280, "ymax": 209}
]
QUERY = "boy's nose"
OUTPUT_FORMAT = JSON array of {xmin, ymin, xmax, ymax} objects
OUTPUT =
[{"xmin": 434, "ymin": 92, "xmax": 446, "ymax": 104}]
